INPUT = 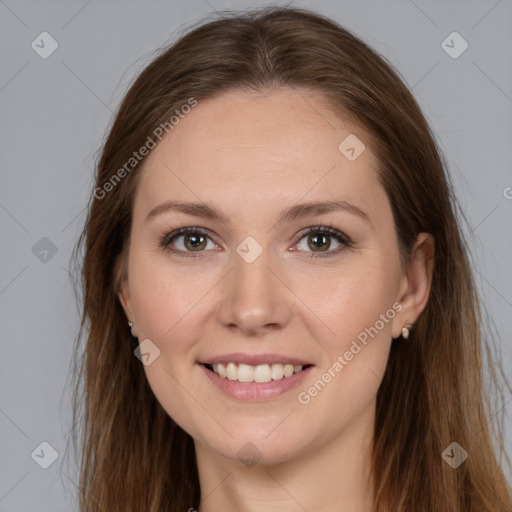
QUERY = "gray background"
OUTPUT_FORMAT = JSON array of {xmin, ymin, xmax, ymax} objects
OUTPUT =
[{"xmin": 1, "ymin": 0, "xmax": 511, "ymax": 510}]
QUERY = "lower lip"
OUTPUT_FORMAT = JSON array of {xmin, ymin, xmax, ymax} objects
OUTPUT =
[{"xmin": 199, "ymin": 364, "xmax": 314, "ymax": 401}]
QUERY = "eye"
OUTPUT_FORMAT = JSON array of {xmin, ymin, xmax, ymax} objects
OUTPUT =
[
  {"xmin": 292, "ymin": 226, "xmax": 353, "ymax": 259},
  {"xmin": 160, "ymin": 227, "xmax": 218, "ymax": 258},
  {"xmin": 160, "ymin": 225, "xmax": 353, "ymax": 259}
]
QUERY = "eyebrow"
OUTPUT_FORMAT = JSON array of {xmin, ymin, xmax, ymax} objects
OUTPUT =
[{"xmin": 145, "ymin": 199, "xmax": 372, "ymax": 228}]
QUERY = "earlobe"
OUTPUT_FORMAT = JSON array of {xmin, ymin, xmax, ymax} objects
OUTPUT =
[
  {"xmin": 117, "ymin": 282, "xmax": 139, "ymax": 337},
  {"xmin": 114, "ymin": 251, "xmax": 138, "ymax": 337},
  {"xmin": 114, "ymin": 252, "xmax": 133, "ymax": 320},
  {"xmin": 392, "ymin": 232, "xmax": 435, "ymax": 338},
  {"xmin": 117, "ymin": 282, "xmax": 132, "ymax": 319}
]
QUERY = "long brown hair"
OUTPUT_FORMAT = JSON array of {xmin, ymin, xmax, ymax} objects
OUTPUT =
[{"xmin": 68, "ymin": 6, "xmax": 512, "ymax": 511}]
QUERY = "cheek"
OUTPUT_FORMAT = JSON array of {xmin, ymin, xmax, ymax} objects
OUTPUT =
[
  {"xmin": 128, "ymin": 248, "xmax": 207, "ymax": 343},
  {"xmin": 290, "ymin": 256, "xmax": 399, "ymax": 347},
  {"xmin": 291, "ymin": 282, "xmax": 396, "ymax": 438},
  {"xmin": 289, "ymin": 254, "xmax": 400, "ymax": 411},
  {"xmin": 126, "ymin": 250, "xmax": 212, "ymax": 437}
]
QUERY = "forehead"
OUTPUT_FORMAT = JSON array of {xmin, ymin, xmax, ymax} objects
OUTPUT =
[{"xmin": 134, "ymin": 88, "xmax": 389, "ymax": 227}]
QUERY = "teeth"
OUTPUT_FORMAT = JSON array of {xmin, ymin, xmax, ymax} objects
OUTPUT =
[
  {"xmin": 226, "ymin": 362, "xmax": 237, "ymax": 380},
  {"xmin": 238, "ymin": 364, "xmax": 253, "ymax": 383},
  {"xmin": 216, "ymin": 363, "xmax": 227, "ymax": 378},
  {"xmin": 209, "ymin": 362, "xmax": 304, "ymax": 383},
  {"xmin": 254, "ymin": 364, "xmax": 271, "ymax": 383},
  {"xmin": 283, "ymin": 364, "xmax": 294, "ymax": 377},
  {"xmin": 271, "ymin": 364, "xmax": 284, "ymax": 380}
]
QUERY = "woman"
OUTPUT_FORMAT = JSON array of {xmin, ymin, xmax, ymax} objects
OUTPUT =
[{"xmin": 69, "ymin": 6, "xmax": 512, "ymax": 511}]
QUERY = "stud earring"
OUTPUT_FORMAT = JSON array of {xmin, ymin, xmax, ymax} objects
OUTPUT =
[
  {"xmin": 401, "ymin": 321, "xmax": 412, "ymax": 339},
  {"xmin": 128, "ymin": 320, "xmax": 137, "ymax": 338}
]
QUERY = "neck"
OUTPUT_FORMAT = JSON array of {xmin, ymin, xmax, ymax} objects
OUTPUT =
[{"xmin": 195, "ymin": 403, "xmax": 375, "ymax": 512}]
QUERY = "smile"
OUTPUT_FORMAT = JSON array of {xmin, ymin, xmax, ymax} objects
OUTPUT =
[
  {"xmin": 199, "ymin": 353, "xmax": 314, "ymax": 400},
  {"xmin": 204, "ymin": 362, "xmax": 308, "ymax": 383}
]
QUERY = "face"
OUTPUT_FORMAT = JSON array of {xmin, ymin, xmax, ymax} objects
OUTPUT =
[{"xmin": 118, "ymin": 88, "xmax": 418, "ymax": 466}]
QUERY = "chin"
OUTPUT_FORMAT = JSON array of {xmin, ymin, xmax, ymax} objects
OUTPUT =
[{"xmin": 202, "ymin": 428, "xmax": 313, "ymax": 468}]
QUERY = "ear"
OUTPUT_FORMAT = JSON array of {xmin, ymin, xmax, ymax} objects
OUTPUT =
[
  {"xmin": 392, "ymin": 232, "xmax": 435, "ymax": 338},
  {"xmin": 114, "ymin": 252, "xmax": 134, "ymax": 323}
]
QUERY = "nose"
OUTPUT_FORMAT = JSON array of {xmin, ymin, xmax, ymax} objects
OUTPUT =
[{"xmin": 216, "ymin": 245, "xmax": 291, "ymax": 336}]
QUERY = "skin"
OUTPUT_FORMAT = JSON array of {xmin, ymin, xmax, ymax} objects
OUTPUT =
[{"xmin": 118, "ymin": 88, "xmax": 434, "ymax": 512}]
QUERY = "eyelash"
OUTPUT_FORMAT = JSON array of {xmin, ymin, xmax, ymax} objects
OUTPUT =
[{"xmin": 159, "ymin": 225, "xmax": 353, "ymax": 260}]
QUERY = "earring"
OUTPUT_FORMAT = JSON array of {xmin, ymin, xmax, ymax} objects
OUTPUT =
[
  {"xmin": 128, "ymin": 320, "xmax": 137, "ymax": 338},
  {"xmin": 401, "ymin": 321, "xmax": 412, "ymax": 339}
]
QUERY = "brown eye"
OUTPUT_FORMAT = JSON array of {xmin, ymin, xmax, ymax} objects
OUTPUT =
[
  {"xmin": 307, "ymin": 232, "xmax": 331, "ymax": 252},
  {"xmin": 294, "ymin": 226, "xmax": 352, "ymax": 259},
  {"xmin": 161, "ymin": 227, "xmax": 217, "ymax": 257},
  {"xmin": 182, "ymin": 232, "xmax": 207, "ymax": 251}
]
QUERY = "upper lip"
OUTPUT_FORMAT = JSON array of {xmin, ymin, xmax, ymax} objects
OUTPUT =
[{"xmin": 200, "ymin": 353, "xmax": 313, "ymax": 366}]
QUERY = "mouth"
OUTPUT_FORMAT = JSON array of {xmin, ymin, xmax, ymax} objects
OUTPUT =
[
  {"xmin": 202, "ymin": 362, "xmax": 313, "ymax": 383},
  {"xmin": 198, "ymin": 353, "xmax": 315, "ymax": 400}
]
